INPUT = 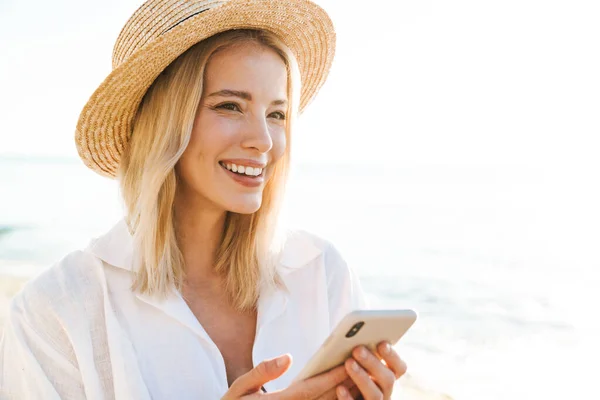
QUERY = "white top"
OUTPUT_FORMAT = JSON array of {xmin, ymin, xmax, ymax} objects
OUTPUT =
[{"xmin": 0, "ymin": 219, "xmax": 367, "ymax": 399}]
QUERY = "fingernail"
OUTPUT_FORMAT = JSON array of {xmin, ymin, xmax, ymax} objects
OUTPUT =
[
  {"xmin": 337, "ymin": 385, "xmax": 349, "ymax": 398},
  {"xmin": 358, "ymin": 347, "xmax": 368, "ymax": 360},
  {"xmin": 276, "ymin": 355, "xmax": 286, "ymax": 367},
  {"xmin": 350, "ymin": 359, "xmax": 360, "ymax": 372},
  {"xmin": 383, "ymin": 342, "xmax": 391, "ymax": 354}
]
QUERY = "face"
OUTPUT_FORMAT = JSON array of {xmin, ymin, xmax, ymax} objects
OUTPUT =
[{"xmin": 176, "ymin": 42, "xmax": 288, "ymax": 215}]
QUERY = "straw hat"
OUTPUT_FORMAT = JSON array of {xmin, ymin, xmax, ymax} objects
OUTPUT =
[{"xmin": 75, "ymin": 0, "xmax": 335, "ymax": 178}]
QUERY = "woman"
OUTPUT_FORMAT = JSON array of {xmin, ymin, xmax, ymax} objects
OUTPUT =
[{"xmin": 0, "ymin": 0, "xmax": 407, "ymax": 399}]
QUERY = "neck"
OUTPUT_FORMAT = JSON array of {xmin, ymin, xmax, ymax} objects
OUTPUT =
[{"xmin": 174, "ymin": 194, "xmax": 227, "ymax": 286}]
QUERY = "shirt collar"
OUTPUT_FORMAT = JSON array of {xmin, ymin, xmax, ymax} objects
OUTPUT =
[{"xmin": 87, "ymin": 218, "xmax": 322, "ymax": 275}]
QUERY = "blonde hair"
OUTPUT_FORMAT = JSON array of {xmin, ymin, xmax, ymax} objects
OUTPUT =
[{"xmin": 118, "ymin": 29, "xmax": 301, "ymax": 311}]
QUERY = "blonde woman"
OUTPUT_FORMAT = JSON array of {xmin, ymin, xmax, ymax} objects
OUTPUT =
[{"xmin": 0, "ymin": 1, "xmax": 407, "ymax": 399}]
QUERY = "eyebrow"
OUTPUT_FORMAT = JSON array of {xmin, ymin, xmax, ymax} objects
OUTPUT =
[{"xmin": 206, "ymin": 89, "xmax": 287, "ymax": 106}]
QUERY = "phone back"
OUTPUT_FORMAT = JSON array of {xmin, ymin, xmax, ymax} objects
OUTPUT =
[{"xmin": 294, "ymin": 309, "xmax": 417, "ymax": 382}]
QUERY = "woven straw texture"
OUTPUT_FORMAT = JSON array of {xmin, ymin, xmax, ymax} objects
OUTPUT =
[{"xmin": 75, "ymin": 0, "xmax": 335, "ymax": 178}]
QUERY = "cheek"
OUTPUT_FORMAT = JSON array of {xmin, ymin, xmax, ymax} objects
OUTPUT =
[
  {"xmin": 188, "ymin": 115, "xmax": 240, "ymax": 158},
  {"xmin": 271, "ymin": 128, "xmax": 288, "ymax": 161}
]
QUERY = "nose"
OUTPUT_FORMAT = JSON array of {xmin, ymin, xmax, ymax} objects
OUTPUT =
[{"xmin": 241, "ymin": 114, "xmax": 273, "ymax": 153}]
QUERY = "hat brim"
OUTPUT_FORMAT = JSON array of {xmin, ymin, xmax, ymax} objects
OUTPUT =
[{"xmin": 75, "ymin": 0, "xmax": 335, "ymax": 178}]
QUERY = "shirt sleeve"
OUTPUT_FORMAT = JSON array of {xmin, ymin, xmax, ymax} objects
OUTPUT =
[
  {"xmin": 322, "ymin": 242, "xmax": 370, "ymax": 330},
  {"xmin": 0, "ymin": 288, "xmax": 86, "ymax": 400}
]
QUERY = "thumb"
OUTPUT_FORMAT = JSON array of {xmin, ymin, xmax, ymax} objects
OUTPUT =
[{"xmin": 227, "ymin": 354, "xmax": 292, "ymax": 397}]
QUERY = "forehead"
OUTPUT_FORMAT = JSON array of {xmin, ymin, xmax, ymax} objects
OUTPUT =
[{"xmin": 203, "ymin": 42, "xmax": 288, "ymax": 97}]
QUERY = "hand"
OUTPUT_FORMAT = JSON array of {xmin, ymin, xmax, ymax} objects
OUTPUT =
[
  {"xmin": 222, "ymin": 354, "xmax": 352, "ymax": 400},
  {"xmin": 335, "ymin": 342, "xmax": 407, "ymax": 400}
]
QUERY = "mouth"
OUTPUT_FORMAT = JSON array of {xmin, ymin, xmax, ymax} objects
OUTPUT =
[
  {"xmin": 218, "ymin": 161, "xmax": 265, "ymax": 187},
  {"xmin": 218, "ymin": 161, "xmax": 264, "ymax": 177}
]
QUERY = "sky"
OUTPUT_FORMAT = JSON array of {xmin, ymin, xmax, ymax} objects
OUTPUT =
[{"xmin": 0, "ymin": 0, "xmax": 599, "ymax": 172}]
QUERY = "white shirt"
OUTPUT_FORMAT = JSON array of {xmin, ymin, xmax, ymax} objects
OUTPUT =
[{"xmin": 0, "ymin": 219, "xmax": 367, "ymax": 399}]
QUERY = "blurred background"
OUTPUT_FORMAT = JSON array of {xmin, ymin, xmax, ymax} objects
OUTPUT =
[{"xmin": 1, "ymin": 0, "xmax": 599, "ymax": 399}]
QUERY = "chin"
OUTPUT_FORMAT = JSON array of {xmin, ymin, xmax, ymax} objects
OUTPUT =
[{"xmin": 225, "ymin": 197, "xmax": 263, "ymax": 214}]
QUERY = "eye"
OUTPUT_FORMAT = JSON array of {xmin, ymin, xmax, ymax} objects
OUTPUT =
[
  {"xmin": 215, "ymin": 102, "xmax": 241, "ymax": 112},
  {"xmin": 269, "ymin": 111, "xmax": 286, "ymax": 120}
]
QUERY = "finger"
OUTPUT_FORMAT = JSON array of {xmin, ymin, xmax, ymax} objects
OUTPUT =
[
  {"xmin": 347, "ymin": 384, "xmax": 362, "ymax": 399},
  {"xmin": 314, "ymin": 377, "xmax": 356, "ymax": 400},
  {"xmin": 345, "ymin": 358, "xmax": 382, "ymax": 400},
  {"xmin": 352, "ymin": 346, "xmax": 395, "ymax": 398},
  {"xmin": 315, "ymin": 386, "xmax": 348, "ymax": 400},
  {"xmin": 313, "ymin": 388, "xmax": 340, "ymax": 400},
  {"xmin": 337, "ymin": 384, "xmax": 361, "ymax": 400},
  {"xmin": 377, "ymin": 342, "xmax": 408, "ymax": 379},
  {"xmin": 336, "ymin": 385, "xmax": 352, "ymax": 399},
  {"xmin": 227, "ymin": 354, "xmax": 292, "ymax": 397},
  {"xmin": 283, "ymin": 365, "xmax": 348, "ymax": 400},
  {"xmin": 317, "ymin": 377, "xmax": 354, "ymax": 400}
]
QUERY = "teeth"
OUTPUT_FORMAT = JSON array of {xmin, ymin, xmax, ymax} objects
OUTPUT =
[{"xmin": 222, "ymin": 162, "xmax": 263, "ymax": 176}]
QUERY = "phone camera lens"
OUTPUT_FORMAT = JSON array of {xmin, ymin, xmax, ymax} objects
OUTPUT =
[{"xmin": 345, "ymin": 321, "xmax": 365, "ymax": 338}]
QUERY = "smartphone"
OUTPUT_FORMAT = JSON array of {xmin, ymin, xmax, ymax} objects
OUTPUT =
[{"xmin": 293, "ymin": 309, "xmax": 418, "ymax": 382}]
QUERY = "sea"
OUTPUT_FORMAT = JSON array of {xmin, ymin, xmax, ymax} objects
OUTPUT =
[{"xmin": 1, "ymin": 155, "xmax": 598, "ymax": 399}]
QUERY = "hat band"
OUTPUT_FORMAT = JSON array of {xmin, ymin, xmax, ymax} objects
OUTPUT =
[{"xmin": 162, "ymin": 8, "xmax": 210, "ymax": 35}]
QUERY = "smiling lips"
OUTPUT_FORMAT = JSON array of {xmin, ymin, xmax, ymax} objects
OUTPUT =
[
  {"xmin": 219, "ymin": 161, "xmax": 263, "ymax": 177},
  {"xmin": 219, "ymin": 160, "xmax": 266, "ymax": 188}
]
